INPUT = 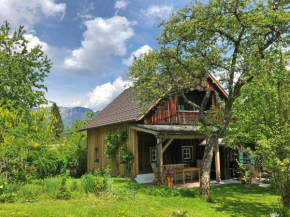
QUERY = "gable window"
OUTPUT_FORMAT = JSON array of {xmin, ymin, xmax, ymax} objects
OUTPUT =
[
  {"xmin": 150, "ymin": 147, "xmax": 157, "ymax": 162},
  {"xmin": 95, "ymin": 148, "xmax": 99, "ymax": 162},
  {"xmin": 182, "ymin": 146, "xmax": 193, "ymax": 162}
]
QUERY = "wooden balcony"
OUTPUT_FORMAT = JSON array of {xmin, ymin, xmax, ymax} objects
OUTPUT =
[{"xmin": 177, "ymin": 111, "xmax": 199, "ymax": 125}]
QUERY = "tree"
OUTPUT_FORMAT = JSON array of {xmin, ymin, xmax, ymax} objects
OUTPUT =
[
  {"xmin": 0, "ymin": 21, "xmax": 51, "ymax": 110},
  {"xmin": 50, "ymin": 102, "xmax": 64, "ymax": 140},
  {"xmin": 128, "ymin": 0, "xmax": 290, "ymax": 198},
  {"xmin": 62, "ymin": 111, "xmax": 94, "ymax": 177},
  {"xmin": 227, "ymin": 52, "xmax": 290, "ymax": 209}
]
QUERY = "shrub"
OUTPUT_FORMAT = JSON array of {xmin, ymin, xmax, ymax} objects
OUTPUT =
[
  {"xmin": 56, "ymin": 177, "xmax": 71, "ymax": 200},
  {"xmin": 81, "ymin": 174, "xmax": 96, "ymax": 194},
  {"xmin": 44, "ymin": 177, "xmax": 61, "ymax": 198},
  {"xmin": 70, "ymin": 180, "xmax": 79, "ymax": 192},
  {"xmin": 81, "ymin": 174, "xmax": 108, "ymax": 194},
  {"xmin": 0, "ymin": 193, "xmax": 18, "ymax": 203},
  {"xmin": 95, "ymin": 177, "xmax": 108, "ymax": 193},
  {"xmin": 92, "ymin": 166, "xmax": 111, "ymax": 177},
  {"xmin": 18, "ymin": 184, "xmax": 44, "ymax": 202}
]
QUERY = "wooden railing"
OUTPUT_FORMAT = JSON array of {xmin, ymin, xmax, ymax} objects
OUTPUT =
[{"xmin": 177, "ymin": 111, "xmax": 199, "ymax": 125}]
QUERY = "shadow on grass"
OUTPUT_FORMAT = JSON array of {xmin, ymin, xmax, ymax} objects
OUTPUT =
[
  {"xmin": 112, "ymin": 178, "xmax": 199, "ymax": 198},
  {"xmin": 211, "ymin": 184, "xmax": 280, "ymax": 216}
]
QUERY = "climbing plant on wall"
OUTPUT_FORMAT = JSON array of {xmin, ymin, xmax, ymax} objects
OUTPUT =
[{"xmin": 104, "ymin": 129, "xmax": 134, "ymax": 175}]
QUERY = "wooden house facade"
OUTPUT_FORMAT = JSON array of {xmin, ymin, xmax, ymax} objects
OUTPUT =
[{"xmin": 81, "ymin": 74, "xmax": 236, "ymax": 183}]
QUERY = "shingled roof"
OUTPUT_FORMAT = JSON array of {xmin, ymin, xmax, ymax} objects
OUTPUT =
[{"xmin": 80, "ymin": 88, "xmax": 146, "ymax": 131}]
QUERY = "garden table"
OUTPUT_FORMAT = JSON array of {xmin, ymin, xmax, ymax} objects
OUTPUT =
[{"xmin": 174, "ymin": 167, "xmax": 200, "ymax": 185}]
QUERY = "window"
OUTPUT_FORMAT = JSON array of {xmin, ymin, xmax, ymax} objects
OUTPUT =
[
  {"xmin": 95, "ymin": 148, "xmax": 99, "ymax": 162},
  {"xmin": 150, "ymin": 147, "xmax": 157, "ymax": 162},
  {"xmin": 182, "ymin": 146, "xmax": 193, "ymax": 162}
]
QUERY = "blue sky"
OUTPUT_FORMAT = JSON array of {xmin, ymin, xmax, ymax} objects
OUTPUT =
[{"xmin": 1, "ymin": 0, "xmax": 191, "ymax": 111}]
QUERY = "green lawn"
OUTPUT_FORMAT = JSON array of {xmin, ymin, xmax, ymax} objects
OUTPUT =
[{"xmin": 0, "ymin": 178, "xmax": 280, "ymax": 217}]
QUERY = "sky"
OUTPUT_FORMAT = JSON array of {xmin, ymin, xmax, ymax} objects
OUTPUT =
[{"xmin": 0, "ymin": 0, "xmax": 191, "ymax": 111}]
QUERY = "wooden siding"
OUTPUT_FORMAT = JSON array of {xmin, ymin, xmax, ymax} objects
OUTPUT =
[
  {"xmin": 87, "ymin": 123, "xmax": 138, "ymax": 176},
  {"xmin": 144, "ymin": 90, "xmax": 217, "ymax": 125}
]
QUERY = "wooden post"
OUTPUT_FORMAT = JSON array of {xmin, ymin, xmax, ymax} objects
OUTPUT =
[
  {"xmin": 156, "ymin": 137, "xmax": 163, "ymax": 185},
  {"xmin": 215, "ymin": 139, "xmax": 221, "ymax": 183}
]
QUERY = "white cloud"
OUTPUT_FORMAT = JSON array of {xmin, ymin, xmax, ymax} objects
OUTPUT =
[
  {"xmin": 0, "ymin": 0, "xmax": 66, "ymax": 31},
  {"xmin": 122, "ymin": 45, "xmax": 152, "ymax": 66},
  {"xmin": 115, "ymin": 0, "xmax": 128, "ymax": 10},
  {"xmin": 76, "ymin": 2, "xmax": 95, "ymax": 21},
  {"xmin": 70, "ymin": 101, "xmax": 81, "ymax": 107},
  {"xmin": 71, "ymin": 77, "xmax": 129, "ymax": 110},
  {"xmin": 24, "ymin": 34, "xmax": 50, "ymax": 53},
  {"xmin": 141, "ymin": 5, "xmax": 173, "ymax": 23},
  {"xmin": 63, "ymin": 16, "xmax": 135, "ymax": 75}
]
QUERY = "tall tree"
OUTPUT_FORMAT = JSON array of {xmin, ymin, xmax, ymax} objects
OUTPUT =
[
  {"xmin": 128, "ymin": 0, "xmax": 290, "ymax": 198},
  {"xmin": 227, "ymin": 51, "xmax": 290, "ymax": 209},
  {"xmin": 0, "ymin": 21, "xmax": 51, "ymax": 110},
  {"xmin": 50, "ymin": 102, "xmax": 64, "ymax": 140}
]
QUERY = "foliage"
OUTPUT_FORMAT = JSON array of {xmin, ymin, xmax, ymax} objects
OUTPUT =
[
  {"xmin": 104, "ymin": 129, "xmax": 128, "ymax": 161},
  {"xmin": 62, "ymin": 111, "xmax": 94, "ymax": 178},
  {"xmin": 81, "ymin": 173, "xmax": 108, "ymax": 194},
  {"xmin": 238, "ymin": 164, "xmax": 255, "ymax": 187},
  {"xmin": 228, "ymin": 52, "xmax": 290, "ymax": 208},
  {"xmin": 104, "ymin": 129, "xmax": 129, "ymax": 174},
  {"xmin": 0, "ymin": 108, "xmax": 58, "ymax": 182},
  {"xmin": 49, "ymin": 103, "xmax": 64, "ymax": 140},
  {"xmin": 92, "ymin": 166, "xmax": 111, "ymax": 177},
  {"xmin": 0, "ymin": 178, "xmax": 282, "ymax": 217},
  {"xmin": 56, "ymin": 177, "xmax": 71, "ymax": 200},
  {"xmin": 0, "ymin": 21, "xmax": 51, "ymax": 110},
  {"xmin": 119, "ymin": 145, "xmax": 134, "ymax": 175},
  {"xmin": 81, "ymin": 174, "xmax": 96, "ymax": 194},
  {"xmin": 128, "ymin": 0, "xmax": 290, "ymax": 198},
  {"xmin": 18, "ymin": 184, "xmax": 43, "ymax": 203}
]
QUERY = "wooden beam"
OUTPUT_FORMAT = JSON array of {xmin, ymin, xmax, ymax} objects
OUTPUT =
[
  {"xmin": 162, "ymin": 139, "xmax": 174, "ymax": 153},
  {"xmin": 165, "ymin": 134, "xmax": 206, "ymax": 140},
  {"xmin": 130, "ymin": 125, "xmax": 158, "ymax": 136},
  {"xmin": 156, "ymin": 137, "xmax": 163, "ymax": 185},
  {"xmin": 215, "ymin": 139, "xmax": 221, "ymax": 183}
]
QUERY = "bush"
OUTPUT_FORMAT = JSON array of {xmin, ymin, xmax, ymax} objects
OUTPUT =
[
  {"xmin": 18, "ymin": 184, "xmax": 44, "ymax": 202},
  {"xmin": 70, "ymin": 180, "xmax": 79, "ymax": 192},
  {"xmin": 56, "ymin": 177, "xmax": 71, "ymax": 200},
  {"xmin": 0, "ymin": 193, "xmax": 18, "ymax": 203},
  {"xmin": 92, "ymin": 166, "xmax": 111, "ymax": 177},
  {"xmin": 81, "ymin": 174, "xmax": 96, "ymax": 194},
  {"xmin": 95, "ymin": 177, "xmax": 108, "ymax": 193},
  {"xmin": 44, "ymin": 177, "xmax": 61, "ymax": 198},
  {"xmin": 81, "ymin": 174, "xmax": 108, "ymax": 194}
]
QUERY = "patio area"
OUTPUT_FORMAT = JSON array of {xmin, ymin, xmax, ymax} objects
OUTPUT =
[{"xmin": 143, "ymin": 179, "xmax": 242, "ymax": 189}]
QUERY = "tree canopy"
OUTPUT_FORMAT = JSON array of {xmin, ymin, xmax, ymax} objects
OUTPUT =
[
  {"xmin": 0, "ymin": 21, "xmax": 51, "ymax": 110},
  {"xmin": 228, "ymin": 52, "xmax": 290, "ymax": 208},
  {"xmin": 128, "ymin": 0, "xmax": 290, "ymax": 198}
]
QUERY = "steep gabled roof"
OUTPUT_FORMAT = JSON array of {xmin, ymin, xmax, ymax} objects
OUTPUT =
[
  {"xmin": 80, "ymin": 88, "xmax": 146, "ymax": 131},
  {"xmin": 80, "ymin": 73, "xmax": 228, "ymax": 131}
]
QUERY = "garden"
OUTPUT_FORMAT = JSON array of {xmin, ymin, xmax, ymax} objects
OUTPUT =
[{"xmin": 0, "ymin": 168, "xmax": 284, "ymax": 217}]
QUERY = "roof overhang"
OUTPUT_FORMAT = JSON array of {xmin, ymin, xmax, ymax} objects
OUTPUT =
[
  {"xmin": 199, "ymin": 138, "xmax": 227, "ymax": 147},
  {"xmin": 130, "ymin": 124, "xmax": 215, "ymax": 139}
]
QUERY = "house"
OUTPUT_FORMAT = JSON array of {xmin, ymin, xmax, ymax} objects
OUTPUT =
[{"xmin": 80, "ymin": 74, "xmax": 237, "ymax": 183}]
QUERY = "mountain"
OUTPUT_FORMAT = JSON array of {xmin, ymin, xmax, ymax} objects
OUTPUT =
[{"xmin": 58, "ymin": 107, "xmax": 99, "ymax": 129}]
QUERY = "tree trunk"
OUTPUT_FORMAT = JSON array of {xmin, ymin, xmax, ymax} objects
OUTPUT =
[{"xmin": 200, "ymin": 132, "xmax": 218, "ymax": 199}]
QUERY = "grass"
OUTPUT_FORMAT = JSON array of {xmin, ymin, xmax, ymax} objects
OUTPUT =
[{"xmin": 0, "ymin": 178, "xmax": 281, "ymax": 217}]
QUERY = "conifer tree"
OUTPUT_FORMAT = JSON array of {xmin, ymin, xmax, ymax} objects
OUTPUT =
[{"xmin": 50, "ymin": 102, "xmax": 64, "ymax": 140}]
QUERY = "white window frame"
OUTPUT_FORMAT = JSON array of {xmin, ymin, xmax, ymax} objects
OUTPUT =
[
  {"xmin": 182, "ymin": 146, "xmax": 193, "ymax": 162},
  {"xmin": 150, "ymin": 147, "xmax": 157, "ymax": 162}
]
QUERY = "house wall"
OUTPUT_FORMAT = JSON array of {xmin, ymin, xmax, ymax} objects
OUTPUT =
[{"xmin": 87, "ymin": 123, "xmax": 138, "ymax": 176}]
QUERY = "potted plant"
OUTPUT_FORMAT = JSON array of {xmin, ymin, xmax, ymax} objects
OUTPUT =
[{"xmin": 163, "ymin": 170, "xmax": 174, "ymax": 188}]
